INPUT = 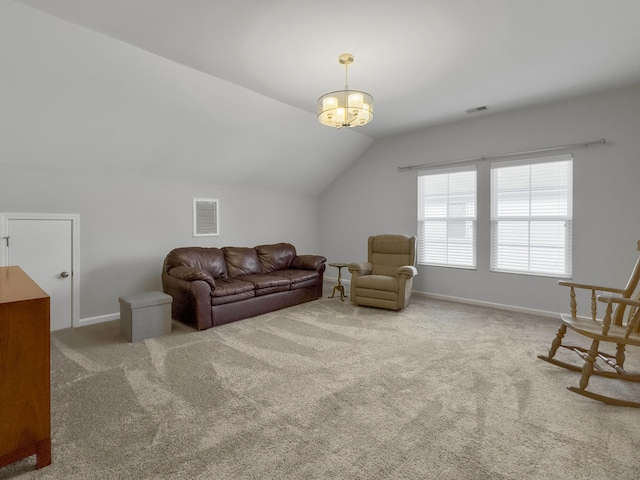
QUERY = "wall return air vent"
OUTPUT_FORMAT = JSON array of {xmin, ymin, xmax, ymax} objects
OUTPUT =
[
  {"xmin": 465, "ymin": 105, "xmax": 488, "ymax": 114},
  {"xmin": 193, "ymin": 198, "xmax": 219, "ymax": 237}
]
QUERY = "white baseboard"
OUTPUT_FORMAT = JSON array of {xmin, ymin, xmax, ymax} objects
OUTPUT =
[
  {"xmin": 78, "ymin": 312, "xmax": 119, "ymax": 327},
  {"xmin": 79, "ymin": 287, "xmax": 558, "ymax": 328},
  {"xmin": 413, "ymin": 291, "xmax": 559, "ymax": 319},
  {"xmin": 323, "ymin": 278, "xmax": 558, "ymax": 319}
]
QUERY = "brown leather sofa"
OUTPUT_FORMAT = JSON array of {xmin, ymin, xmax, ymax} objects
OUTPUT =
[{"xmin": 162, "ymin": 242, "xmax": 326, "ymax": 330}]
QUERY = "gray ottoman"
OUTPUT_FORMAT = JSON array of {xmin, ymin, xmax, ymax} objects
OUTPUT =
[{"xmin": 119, "ymin": 291, "xmax": 172, "ymax": 342}]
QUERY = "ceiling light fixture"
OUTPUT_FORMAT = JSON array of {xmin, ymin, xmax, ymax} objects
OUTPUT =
[{"xmin": 317, "ymin": 53, "xmax": 374, "ymax": 129}]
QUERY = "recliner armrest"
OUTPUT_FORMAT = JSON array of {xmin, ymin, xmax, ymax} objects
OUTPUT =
[
  {"xmin": 168, "ymin": 266, "xmax": 216, "ymax": 289},
  {"xmin": 349, "ymin": 262, "xmax": 373, "ymax": 276},
  {"xmin": 397, "ymin": 266, "xmax": 418, "ymax": 278}
]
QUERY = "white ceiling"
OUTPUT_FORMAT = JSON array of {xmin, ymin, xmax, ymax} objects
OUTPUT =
[{"xmin": 14, "ymin": 0, "xmax": 640, "ymax": 139}]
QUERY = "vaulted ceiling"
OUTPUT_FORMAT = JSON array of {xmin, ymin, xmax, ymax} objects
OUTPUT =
[{"xmin": 5, "ymin": 0, "xmax": 640, "ymax": 195}]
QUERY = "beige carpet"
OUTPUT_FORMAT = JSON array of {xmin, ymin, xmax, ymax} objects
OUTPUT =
[{"xmin": 3, "ymin": 291, "xmax": 640, "ymax": 480}]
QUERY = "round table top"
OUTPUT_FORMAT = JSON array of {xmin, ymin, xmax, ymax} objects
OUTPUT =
[{"xmin": 328, "ymin": 262, "xmax": 349, "ymax": 268}]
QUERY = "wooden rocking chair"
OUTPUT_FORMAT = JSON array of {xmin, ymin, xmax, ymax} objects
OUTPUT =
[{"xmin": 538, "ymin": 241, "xmax": 640, "ymax": 407}]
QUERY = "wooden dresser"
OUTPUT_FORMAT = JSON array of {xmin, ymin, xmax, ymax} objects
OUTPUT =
[{"xmin": 0, "ymin": 266, "xmax": 51, "ymax": 470}]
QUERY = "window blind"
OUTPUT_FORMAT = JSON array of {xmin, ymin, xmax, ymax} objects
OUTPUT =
[
  {"xmin": 417, "ymin": 166, "xmax": 477, "ymax": 268},
  {"xmin": 490, "ymin": 154, "xmax": 572, "ymax": 277}
]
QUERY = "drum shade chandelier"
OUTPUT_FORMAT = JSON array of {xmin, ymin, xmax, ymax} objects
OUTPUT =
[{"xmin": 317, "ymin": 53, "xmax": 374, "ymax": 129}]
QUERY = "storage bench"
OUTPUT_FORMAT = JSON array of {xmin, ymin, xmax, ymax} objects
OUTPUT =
[{"xmin": 119, "ymin": 291, "xmax": 172, "ymax": 342}]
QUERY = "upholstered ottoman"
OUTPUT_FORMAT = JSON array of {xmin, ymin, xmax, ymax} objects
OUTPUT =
[{"xmin": 119, "ymin": 291, "xmax": 172, "ymax": 342}]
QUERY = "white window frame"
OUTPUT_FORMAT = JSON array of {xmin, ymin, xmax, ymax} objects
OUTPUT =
[
  {"xmin": 417, "ymin": 165, "xmax": 477, "ymax": 269},
  {"xmin": 490, "ymin": 154, "xmax": 572, "ymax": 278}
]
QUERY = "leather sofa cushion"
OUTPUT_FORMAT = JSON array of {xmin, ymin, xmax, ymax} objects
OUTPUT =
[
  {"xmin": 255, "ymin": 243, "xmax": 296, "ymax": 273},
  {"xmin": 223, "ymin": 247, "xmax": 262, "ymax": 277},
  {"xmin": 237, "ymin": 273, "xmax": 290, "ymax": 290},
  {"xmin": 210, "ymin": 278, "xmax": 255, "ymax": 306},
  {"xmin": 290, "ymin": 276, "xmax": 320, "ymax": 290},
  {"xmin": 211, "ymin": 290, "xmax": 255, "ymax": 306},
  {"xmin": 165, "ymin": 247, "xmax": 228, "ymax": 279},
  {"xmin": 212, "ymin": 277, "xmax": 255, "ymax": 296},
  {"xmin": 276, "ymin": 269, "xmax": 318, "ymax": 285},
  {"xmin": 237, "ymin": 273, "xmax": 291, "ymax": 296}
]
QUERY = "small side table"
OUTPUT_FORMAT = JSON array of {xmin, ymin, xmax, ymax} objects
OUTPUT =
[{"xmin": 328, "ymin": 262, "xmax": 348, "ymax": 301}]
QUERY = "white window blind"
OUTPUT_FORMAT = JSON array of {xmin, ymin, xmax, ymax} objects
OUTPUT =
[
  {"xmin": 417, "ymin": 166, "xmax": 477, "ymax": 268},
  {"xmin": 490, "ymin": 154, "xmax": 572, "ymax": 277}
]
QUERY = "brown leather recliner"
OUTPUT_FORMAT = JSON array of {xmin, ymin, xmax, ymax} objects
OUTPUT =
[{"xmin": 348, "ymin": 234, "xmax": 418, "ymax": 311}]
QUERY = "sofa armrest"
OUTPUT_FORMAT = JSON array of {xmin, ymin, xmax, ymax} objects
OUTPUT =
[
  {"xmin": 168, "ymin": 266, "xmax": 216, "ymax": 289},
  {"xmin": 291, "ymin": 254, "xmax": 327, "ymax": 271},
  {"xmin": 162, "ymin": 272, "xmax": 213, "ymax": 330},
  {"xmin": 397, "ymin": 266, "xmax": 418, "ymax": 279},
  {"xmin": 348, "ymin": 262, "xmax": 373, "ymax": 276}
]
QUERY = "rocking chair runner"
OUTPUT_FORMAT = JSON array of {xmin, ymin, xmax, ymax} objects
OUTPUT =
[{"xmin": 538, "ymin": 242, "xmax": 640, "ymax": 407}]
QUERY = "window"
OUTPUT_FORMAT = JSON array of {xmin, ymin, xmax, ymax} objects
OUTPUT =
[
  {"xmin": 417, "ymin": 166, "xmax": 477, "ymax": 268},
  {"xmin": 490, "ymin": 154, "xmax": 572, "ymax": 277}
]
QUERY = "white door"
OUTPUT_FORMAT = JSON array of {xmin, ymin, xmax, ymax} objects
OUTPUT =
[{"xmin": 2, "ymin": 216, "xmax": 77, "ymax": 331}]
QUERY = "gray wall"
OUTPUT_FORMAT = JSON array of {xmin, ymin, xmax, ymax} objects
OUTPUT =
[
  {"xmin": 3, "ymin": 1, "xmax": 640, "ymax": 323},
  {"xmin": 319, "ymin": 84, "xmax": 640, "ymax": 316},
  {"xmin": 0, "ymin": 2, "xmax": 338, "ymax": 323},
  {"xmin": 0, "ymin": 163, "xmax": 320, "ymax": 320},
  {"xmin": 0, "ymin": 2, "xmax": 372, "ymax": 197}
]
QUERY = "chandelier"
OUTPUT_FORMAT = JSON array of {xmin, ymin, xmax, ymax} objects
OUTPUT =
[{"xmin": 317, "ymin": 53, "xmax": 374, "ymax": 128}]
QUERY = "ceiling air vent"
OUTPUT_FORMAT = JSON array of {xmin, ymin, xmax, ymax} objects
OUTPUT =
[
  {"xmin": 465, "ymin": 105, "xmax": 489, "ymax": 114},
  {"xmin": 193, "ymin": 198, "xmax": 219, "ymax": 237}
]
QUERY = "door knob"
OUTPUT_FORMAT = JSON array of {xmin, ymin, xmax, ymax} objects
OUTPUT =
[{"xmin": 60, "ymin": 271, "xmax": 69, "ymax": 278}]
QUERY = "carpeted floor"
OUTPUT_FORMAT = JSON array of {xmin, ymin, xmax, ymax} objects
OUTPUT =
[{"xmin": 2, "ymin": 290, "xmax": 640, "ymax": 480}]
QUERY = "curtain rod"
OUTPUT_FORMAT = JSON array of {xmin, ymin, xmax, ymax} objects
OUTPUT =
[{"xmin": 397, "ymin": 138, "xmax": 606, "ymax": 172}]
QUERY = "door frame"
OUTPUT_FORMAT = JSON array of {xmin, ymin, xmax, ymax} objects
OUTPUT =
[{"xmin": 0, "ymin": 213, "xmax": 80, "ymax": 328}]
